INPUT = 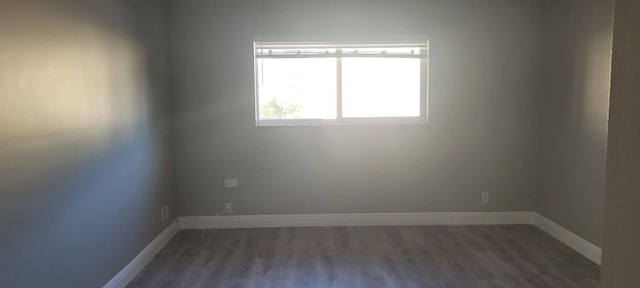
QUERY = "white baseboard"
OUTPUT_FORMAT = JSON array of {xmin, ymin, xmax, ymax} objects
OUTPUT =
[
  {"xmin": 103, "ymin": 211, "xmax": 601, "ymax": 288},
  {"xmin": 180, "ymin": 212, "xmax": 601, "ymax": 264},
  {"xmin": 178, "ymin": 211, "xmax": 535, "ymax": 230},
  {"xmin": 103, "ymin": 219, "xmax": 179, "ymax": 288},
  {"xmin": 533, "ymin": 213, "xmax": 602, "ymax": 265}
]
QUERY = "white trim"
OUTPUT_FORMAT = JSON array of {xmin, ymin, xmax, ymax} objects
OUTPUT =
[
  {"xmin": 178, "ymin": 211, "xmax": 535, "ymax": 230},
  {"xmin": 103, "ymin": 211, "xmax": 603, "ymax": 288},
  {"xmin": 103, "ymin": 219, "xmax": 179, "ymax": 288},
  {"xmin": 533, "ymin": 213, "xmax": 602, "ymax": 265},
  {"xmin": 254, "ymin": 39, "xmax": 430, "ymax": 127},
  {"xmin": 253, "ymin": 35, "xmax": 431, "ymax": 44}
]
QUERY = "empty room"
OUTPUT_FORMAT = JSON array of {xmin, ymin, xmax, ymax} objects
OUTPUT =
[{"xmin": 1, "ymin": 0, "xmax": 639, "ymax": 287}]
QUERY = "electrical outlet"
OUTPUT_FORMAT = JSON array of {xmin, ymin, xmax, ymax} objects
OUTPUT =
[
  {"xmin": 224, "ymin": 179, "xmax": 239, "ymax": 188},
  {"xmin": 225, "ymin": 203, "xmax": 232, "ymax": 214},
  {"xmin": 481, "ymin": 192, "xmax": 490, "ymax": 204},
  {"xmin": 160, "ymin": 205, "xmax": 169, "ymax": 221}
]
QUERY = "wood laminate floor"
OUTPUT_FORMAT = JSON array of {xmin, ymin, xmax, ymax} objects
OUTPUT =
[{"xmin": 127, "ymin": 225, "xmax": 599, "ymax": 288}]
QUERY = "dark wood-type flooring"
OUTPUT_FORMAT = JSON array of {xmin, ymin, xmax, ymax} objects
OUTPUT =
[{"xmin": 127, "ymin": 225, "xmax": 599, "ymax": 288}]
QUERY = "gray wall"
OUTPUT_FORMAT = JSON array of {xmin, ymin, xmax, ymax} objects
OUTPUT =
[
  {"xmin": 536, "ymin": 0, "xmax": 614, "ymax": 247},
  {"xmin": 601, "ymin": 0, "xmax": 640, "ymax": 285},
  {"xmin": 169, "ymin": 0, "xmax": 540, "ymax": 216},
  {"xmin": 0, "ymin": 0, "xmax": 175, "ymax": 287}
]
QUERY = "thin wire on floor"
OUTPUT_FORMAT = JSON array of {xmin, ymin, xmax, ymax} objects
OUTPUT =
[{"xmin": 201, "ymin": 210, "xmax": 226, "ymax": 238}]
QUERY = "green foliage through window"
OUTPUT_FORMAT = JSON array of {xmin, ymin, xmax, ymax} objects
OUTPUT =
[{"xmin": 260, "ymin": 98, "xmax": 303, "ymax": 119}]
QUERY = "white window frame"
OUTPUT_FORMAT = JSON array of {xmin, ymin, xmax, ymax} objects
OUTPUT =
[{"xmin": 253, "ymin": 38, "xmax": 429, "ymax": 126}]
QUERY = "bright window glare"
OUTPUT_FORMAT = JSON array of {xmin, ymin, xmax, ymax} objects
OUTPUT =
[
  {"xmin": 254, "ymin": 41, "xmax": 428, "ymax": 125},
  {"xmin": 258, "ymin": 58, "xmax": 337, "ymax": 119},
  {"xmin": 342, "ymin": 58, "xmax": 421, "ymax": 118}
]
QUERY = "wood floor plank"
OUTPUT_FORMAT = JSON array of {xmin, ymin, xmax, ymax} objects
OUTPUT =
[{"xmin": 127, "ymin": 225, "xmax": 600, "ymax": 288}]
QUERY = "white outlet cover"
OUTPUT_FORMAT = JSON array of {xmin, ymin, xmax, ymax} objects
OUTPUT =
[
  {"xmin": 481, "ymin": 192, "xmax": 489, "ymax": 204},
  {"xmin": 224, "ymin": 179, "xmax": 239, "ymax": 188},
  {"xmin": 225, "ymin": 203, "xmax": 232, "ymax": 214}
]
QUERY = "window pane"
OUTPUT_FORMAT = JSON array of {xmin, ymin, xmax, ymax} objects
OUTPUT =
[
  {"xmin": 341, "ymin": 58, "xmax": 421, "ymax": 118},
  {"xmin": 257, "ymin": 58, "xmax": 337, "ymax": 120}
]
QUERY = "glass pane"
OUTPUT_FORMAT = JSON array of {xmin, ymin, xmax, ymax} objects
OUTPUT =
[
  {"xmin": 342, "ymin": 58, "xmax": 421, "ymax": 118},
  {"xmin": 257, "ymin": 58, "xmax": 337, "ymax": 120}
]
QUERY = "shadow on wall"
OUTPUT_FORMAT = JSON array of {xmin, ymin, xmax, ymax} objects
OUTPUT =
[
  {"xmin": 0, "ymin": 131, "xmax": 159, "ymax": 285},
  {"xmin": 536, "ymin": 0, "xmax": 613, "ymax": 247},
  {"xmin": 0, "ymin": 0, "xmax": 172, "ymax": 287}
]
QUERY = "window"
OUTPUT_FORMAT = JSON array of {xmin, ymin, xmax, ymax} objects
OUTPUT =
[{"xmin": 254, "ymin": 40, "xmax": 429, "ymax": 126}]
